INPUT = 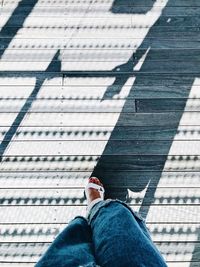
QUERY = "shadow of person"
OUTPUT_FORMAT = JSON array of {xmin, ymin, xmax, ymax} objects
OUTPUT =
[{"xmin": 91, "ymin": 0, "xmax": 200, "ymax": 219}]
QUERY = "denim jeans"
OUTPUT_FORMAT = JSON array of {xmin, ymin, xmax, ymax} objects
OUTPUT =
[{"xmin": 35, "ymin": 199, "xmax": 168, "ymax": 267}]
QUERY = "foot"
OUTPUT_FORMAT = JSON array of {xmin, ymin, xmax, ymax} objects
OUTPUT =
[{"xmin": 86, "ymin": 177, "xmax": 104, "ymax": 206}]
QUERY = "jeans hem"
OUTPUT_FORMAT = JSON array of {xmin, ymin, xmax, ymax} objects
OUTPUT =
[{"xmin": 86, "ymin": 198, "xmax": 145, "ymax": 225}]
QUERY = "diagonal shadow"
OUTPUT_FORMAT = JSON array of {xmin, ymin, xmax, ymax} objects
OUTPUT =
[
  {"xmin": 0, "ymin": 0, "xmax": 39, "ymax": 59},
  {"xmin": 0, "ymin": 50, "xmax": 61, "ymax": 159},
  {"xmin": 91, "ymin": 0, "xmax": 200, "ymax": 221},
  {"xmin": 0, "ymin": 0, "xmax": 38, "ymax": 158},
  {"xmin": 0, "ymin": 0, "xmax": 62, "ymax": 159}
]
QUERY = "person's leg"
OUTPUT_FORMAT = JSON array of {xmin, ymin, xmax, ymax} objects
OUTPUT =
[
  {"xmin": 86, "ymin": 178, "xmax": 167, "ymax": 267},
  {"xmin": 35, "ymin": 216, "xmax": 96, "ymax": 267}
]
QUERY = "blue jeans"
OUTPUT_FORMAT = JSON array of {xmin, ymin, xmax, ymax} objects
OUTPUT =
[{"xmin": 35, "ymin": 199, "xmax": 168, "ymax": 267}]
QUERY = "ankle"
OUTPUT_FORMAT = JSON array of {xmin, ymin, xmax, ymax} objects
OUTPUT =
[
  {"xmin": 87, "ymin": 189, "xmax": 101, "ymax": 205},
  {"xmin": 86, "ymin": 198, "xmax": 103, "ymax": 217}
]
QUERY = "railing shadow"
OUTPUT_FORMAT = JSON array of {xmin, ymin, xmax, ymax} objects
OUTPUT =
[
  {"xmin": 0, "ymin": 50, "xmax": 61, "ymax": 157},
  {"xmin": 0, "ymin": 0, "xmax": 38, "ymax": 59},
  {"xmin": 0, "ymin": 0, "xmax": 61, "ymax": 158}
]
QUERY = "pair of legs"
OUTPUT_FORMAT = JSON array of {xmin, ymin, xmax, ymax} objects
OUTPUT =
[{"xmin": 35, "ymin": 178, "xmax": 168, "ymax": 267}]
